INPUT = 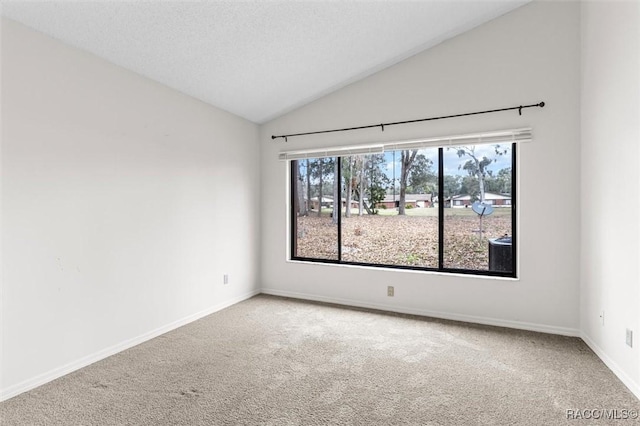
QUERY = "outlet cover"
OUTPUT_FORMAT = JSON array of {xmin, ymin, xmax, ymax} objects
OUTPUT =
[
  {"xmin": 626, "ymin": 329, "xmax": 633, "ymax": 348},
  {"xmin": 223, "ymin": 274, "xmax": 229, "ymax": 285},
  {"xmin": 387, "ymin": 286, "xmax": 394, "ymax": 297}
]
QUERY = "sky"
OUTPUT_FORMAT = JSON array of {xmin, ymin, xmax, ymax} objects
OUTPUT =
[{"xmin": 384, "ymin": 143, "xmax": 512, "ymax": 183}]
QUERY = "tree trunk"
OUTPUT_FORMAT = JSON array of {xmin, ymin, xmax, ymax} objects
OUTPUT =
[
  {"xmin": 478, "ymin": 169, "xmax": 486, "ymax": 203},
  {"xmin": 297, "ymin": 162, "xmax": 306, "ymax": 216},
  {"xmin": 292, "ymin": 160, "xmax": 300, "ymax": 216},
  {"xmin": 345, "ymin": 158, "xmax": 353, "ymax": 218},
  {"xmin": 399, "ymin": 150, "xmax": 418, "ymax": 215},
  {"xmin": 317, "ymin": 158, "xmax": 323, "ymax": 217},
  {"xmin": 303, "ymin": 159, "xmax": 310, "ymax": 215},
  {"xmin": 358, "ymin": 158, "xmax": 365, "ymax": 216}
]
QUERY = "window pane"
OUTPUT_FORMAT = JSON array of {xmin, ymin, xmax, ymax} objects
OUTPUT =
[
  {"xmin": 340, "ymin": 150, "xmax": 439, "ymax": 268},
  {"xmin": 443, "ymin": 144, "xmax": 513, "ymax": 272},
  {"xmin": 292, "ymin": 158, "xmax": 339, "ymax": 260}
]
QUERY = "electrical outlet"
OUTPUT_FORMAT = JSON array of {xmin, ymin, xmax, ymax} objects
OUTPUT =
[
  {"xmin": 626, "ymin": 329, "xmax": 633, "ymax": 348},
  {"xmin": 223, "ymin": 274, "xmax": 229, "ymax": 285},
  {"xmin": 600, "ymin": 311, "xmax": 605, "ymax": 326},
  {"xmin": 387, "ymin": 286, "xmax": 394, "ymax": 297}
]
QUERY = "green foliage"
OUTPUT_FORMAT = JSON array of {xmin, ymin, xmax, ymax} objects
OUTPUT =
[
  {"xmin": 461, "ymin": 176, "xmax": 480, "ymax": 201},
  {"xmin": 304, "ymin": 157, "xmax": 337, "ymax": 200},
  {"xmin": 460, "ymin": 156, "xmax": 493, "ymax": 179},
  {"xmin": 451, "ymin": 144, "xmax": 511, "ymax": 202},
  {"xmin": 368, "ymin": 184, "xmax": 387, "ymax": 215},
  {"xmin": 405, "ymin": 204, "xmax": 414, "ymax": 209},
  {"xmin": 364, "ymin": 154, "xmax": 390, "ymax": 215},
  {"xmin": 341, "ymin": 156, "xmax": 356, "ymax": 190},
  {"xmin": 443, "ymin": 175, "xmax": 462, "ymax": 199},
  {"xmin": 476, "ymin": 167, "xmax": 512, "ymax": 195},
  {"xmin": 407, "ymin": 153, "xmax": 437, "ymax": 194},
  {"xmin": 496, "ymin": 167, "xmax": 512, "ymax": 194}
]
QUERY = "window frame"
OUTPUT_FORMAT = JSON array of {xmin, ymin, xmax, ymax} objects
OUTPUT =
[{"xmin": 289, "ymin": 144, "xmax": 517, "ymax": 278}]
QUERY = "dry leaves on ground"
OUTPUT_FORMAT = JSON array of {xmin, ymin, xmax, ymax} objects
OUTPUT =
[{"xmin": 295, "ymin": 213, "xmax": 512, "ymax": 271}]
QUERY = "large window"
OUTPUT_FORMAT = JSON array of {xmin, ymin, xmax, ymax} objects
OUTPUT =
[{"xmin": 289, "ymin": 137, "xmax": 518, "ymax": 277}]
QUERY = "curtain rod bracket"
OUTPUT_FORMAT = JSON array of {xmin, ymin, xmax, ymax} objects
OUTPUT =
[
  {"xmin": 518, "ymin": 106, "xmax": 523, "ymax": 116},
  {"xmin": 381, "ymin": 124, "xmax": 385, "ymax": 132}
]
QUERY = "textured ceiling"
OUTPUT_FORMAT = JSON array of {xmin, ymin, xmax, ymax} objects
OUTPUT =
[{"xmin": 1, "ymin": 1, "xmax": 530, "ymax": 124}]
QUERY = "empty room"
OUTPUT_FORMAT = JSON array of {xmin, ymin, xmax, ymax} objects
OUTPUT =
[{"xmin": 1, "ymin": 0, "xmax": 639, "ymax": 424}]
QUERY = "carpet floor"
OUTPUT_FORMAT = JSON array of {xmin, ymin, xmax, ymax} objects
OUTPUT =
[{"xmin": 1, "ymin": 294, "xmax": 639, "ymax": 425}]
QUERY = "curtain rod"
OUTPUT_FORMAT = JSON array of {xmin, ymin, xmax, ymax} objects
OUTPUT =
[{"xmin": 271, "ymin": 101, "xmax": 545, "ymax": 142}]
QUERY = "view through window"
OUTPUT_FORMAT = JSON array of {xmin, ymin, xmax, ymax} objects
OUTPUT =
[{"xmin": 291, "ymin": 143, "xmax": 515, "ymax": 277}]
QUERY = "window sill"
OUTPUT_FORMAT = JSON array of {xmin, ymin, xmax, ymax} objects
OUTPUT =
[{"xmin": 286, "ymin": 258, "xmax": 519, "ymax": 281}]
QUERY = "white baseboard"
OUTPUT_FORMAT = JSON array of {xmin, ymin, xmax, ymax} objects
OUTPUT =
[
  {"xmin": 0, "ymin": 289, "xmax": 260, "ymax": 402},
  {"xmin": 260, "ymin": 288, "xmax": 580, "ymax": 337},
  {"xmin": 581, "ymin": 332, "xmax": 640, "ymax": 400}
]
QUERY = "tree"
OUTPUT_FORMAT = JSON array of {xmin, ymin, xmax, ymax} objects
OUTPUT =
[
  {"xmin": 356, "ymin": 156, "xmax": 366, "ymax": 216},
  {"xmin": 305, "ymin": 159, "xmax": 311, "ymax": 215},
  {"xmin": 460, "ymin": 175, "xmax": 480, "ymax": 201},
  {"xmin": 453, "ymin": 145, "xmax": 508, "ymax": 203},
  {"xmin": 294, "ymin": 160, "xmax": 309, "ymax": 216},
  {"xmin": 342, "ymin": 157, "xmax": 355, "ymax": 218},
  {"xmin": 292, "ymin": 160, "xmax": 301, "ymax": 216},
  {"xmin": 398, "ymin": 150, "xmax": 418, "ymax": 215},
  {"xmin": 495, "ymin": 167, "xmax": 512, "ymax": 194},
  {"xmin": 407, "ymin": 153, "xmax": 437, "ymax": 195},
  {"xmin": 353, "ymin": 154, "xmax": 388, "ymax": 215},
  {"xmin": 297, "ymin": 162, "xmax": 306, "ymax": 215},
  {"xmin": 309, "ymin": 157, "xmax": 336, "ymax": 217},
  {"xmin": 443, "ymin": 175, "xmax": 462, "ymax": 199},
  {"xmin": 315, "ymin": 158, "xmax": 324, "ymax": 217}
]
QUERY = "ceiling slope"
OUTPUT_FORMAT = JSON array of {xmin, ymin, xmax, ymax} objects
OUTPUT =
[{"xmin": 1, "ymin": 1, "xmax": 530, "ymax": 123}]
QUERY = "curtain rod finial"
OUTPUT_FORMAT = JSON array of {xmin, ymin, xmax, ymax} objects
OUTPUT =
[{"xmin": 539, "ymin": 101, "xmax": 545, "ymax": 108}]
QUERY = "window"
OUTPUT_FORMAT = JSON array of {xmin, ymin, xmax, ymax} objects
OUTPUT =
[{"xmin": 287, "ymin": 131, "xmax": 522, "ymax": 278}]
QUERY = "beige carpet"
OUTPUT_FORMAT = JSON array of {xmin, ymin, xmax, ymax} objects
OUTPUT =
[{"xmin": 2, "ymin": 294, "xmax": 639, "ymax": 425}]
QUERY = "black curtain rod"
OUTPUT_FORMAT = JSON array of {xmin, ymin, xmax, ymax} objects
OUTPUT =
[{"xmin": 272, "ymin": 101, "xmax": 545, "ymax": 141}]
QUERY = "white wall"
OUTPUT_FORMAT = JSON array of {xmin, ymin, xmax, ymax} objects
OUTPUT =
[
  {"xmin": 261, "ymin": 2, "xmax": 581, "ymax": 334},
  {"xmin": 1, "ymin": 19, "xmax": 260, "ymax": 400},
  {"xmin": 580, "ymin": 1, "xmax": 640, "ymax": 397}
]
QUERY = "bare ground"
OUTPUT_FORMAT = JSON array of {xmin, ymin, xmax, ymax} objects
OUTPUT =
[{"xmin": 295, "ymin": 213, "xmax": 512, "ymax": 270}]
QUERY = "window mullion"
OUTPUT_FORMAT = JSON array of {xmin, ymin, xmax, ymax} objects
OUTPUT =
[
  {"xmin": 337, "ymin": 157, "xmax": 342, "ymax": 262},
  {"xmin": 511, "ymin": 144, "xmax": 517, "ymax": 277},
  {"xmin": 290, "ymin": 160, "xmax": 298, "ymax": 259},
  {"xmin": 438, "ymin": 148, "xmax": 444, "ymax": 270}
]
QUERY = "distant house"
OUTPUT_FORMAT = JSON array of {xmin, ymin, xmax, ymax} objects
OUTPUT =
[
  {"xmin": 377, "ymin": 194, "xmax": 434, "ymax": 209},
  {"xmin": 308, "ymin": 196, "xmax": 365, "ymax": 211},
  {"xmin": 445, "ymin": 192, "xmax": 511, "ymax": 208},
  {"xmin": 308, "ymin": 196, "xmax": 334, "ymax": 211}
]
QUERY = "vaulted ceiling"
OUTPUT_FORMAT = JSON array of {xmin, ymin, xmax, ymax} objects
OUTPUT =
[{"xmin": 1, "ymin": 1, "xmax": 530, "ymax": 123}]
